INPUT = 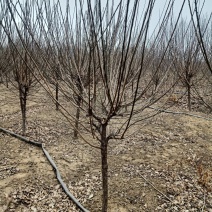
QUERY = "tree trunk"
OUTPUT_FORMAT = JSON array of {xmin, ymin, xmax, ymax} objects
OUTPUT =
[
  {"xmin": 101, "ymin": 123, "xmax": 108, "ymax": 212},
  {"xmin": 6, "ymin": 73, "xmax": 9, "ymax": 88},
  {"xmin": 187, "ymin": 81, "xmax": 191, "ymax": 111},
  {"xmin": 186, "ymin": 72, "xmax": 192, "ymax": 111},
  {"xmin": 131, "ymin": 81, "xmax": 134, "ymax": 97},
  {"xmin": 92, "ymin": 82, "xmax": 96, "ymax": 110},
  {"xmin": 74, "ymin": 77, "xmax": 83, "ymax": 139},
  {"xmin": 55, "ymin": 66, "xmax": 60, "ymax": 111},
  {"xmin": 55, "ymin": 81, "xmax": 59, "ymax": 110},
  {"xmin": 0, "ymin": 72, "xmax": 3, "ymax": 84},
  {"xmin": 124, "ymin": 93, "xmax": 127, "ymax": 112},
  {"xmin": 74, "ymin": 94, "xmax": 81, "ymax": 139},
  {"xmin": 19, "ymin": 85, "xmax": 28, "ymax": 136}
]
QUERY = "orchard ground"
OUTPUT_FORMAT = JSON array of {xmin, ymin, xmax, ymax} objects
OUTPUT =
[{"xmin": 0, "ymin": 84, "xmax": 212, "ymax": 212}]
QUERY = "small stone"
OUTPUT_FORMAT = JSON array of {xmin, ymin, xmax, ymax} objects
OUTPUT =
[
  {"xmin": 88, "ymin": 193, "xmax": 94, "ymax": 199},
  {"xmin": 31, "ymin": 206, "xmax": 37, "ymax": 212}
]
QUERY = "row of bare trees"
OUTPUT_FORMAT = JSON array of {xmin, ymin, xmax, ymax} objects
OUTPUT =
[{"xmin": 0, "ymin": 0, "xmax": 211, "ymax": 211}]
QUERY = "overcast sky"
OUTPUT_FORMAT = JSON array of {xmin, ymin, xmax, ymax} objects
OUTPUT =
[
  {"xmin": 9, "ymin": 0, "xmax": 212, "ymax": 36},
  {"xmin": 57, "ymin": 0, "xmax": 212, "ymax": 33}
]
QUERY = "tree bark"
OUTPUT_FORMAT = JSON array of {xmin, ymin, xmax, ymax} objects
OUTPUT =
[
  {"xmin": 74, "ymin": 77, "xmax": 83, "ymax": 139},
  {"xmin": 19, "ymin": 85, "xmax": 28, "ymax": 136},
  {"xmin": 6, "ymin": 73, "xmax": 9, "ymax": 88},
  {"xmin": 101, "ymin": 123, "xmax": 108, "ymax": 212},
  {"xmin": 187, "ymin": 81, "xmax": 191, "ymax": 111},
  {"xmin": 186, "ymin": 72, "xmax": 192, "ymax": 111},
  {"xmin": 55, "ymin": 66, "xmax": 60, "ymax": 111},
  {"xmin": 124, "ymin": 93, "xmax": 127, "ymax": 112},
  {"xmin": 55, "ymin": 81, "xmax": 59, "ymax": 110},
  {"xmin": 0, "ymin": 72, "xmax": 3, "ymax": 84},
  {"xmin": 74, "ymin": 94, "xmax": 81, "ymax": 139}
]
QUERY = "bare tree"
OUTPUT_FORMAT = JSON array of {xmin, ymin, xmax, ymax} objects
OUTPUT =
[
  {"xmin": 4, "ymin": 0, "xmax": 187, "ymax": 211},
  {"xmin": 188, "ymin": 1, "xmax": 212, "ymax": 110},
  {"xmin": 0, "ymin": 3, "xmax": 11, "ymax": 87},
  {"xmin": 0, "ymin": 39, "xmax": 10, "ymax": 87},
  {"xmin": 170, "ymin": 19, "xmax": 203, "ymax": 111},
  {"xmin": 1, "ymin": 1, "xmax": 38, "ymax": 135},
  {"xmin": 188, "ymin": 0, "xmax": 212, "ymax": 75}
]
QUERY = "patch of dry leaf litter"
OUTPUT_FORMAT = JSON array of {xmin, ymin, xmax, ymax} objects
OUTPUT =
[
  {"xmin": 119, "ymin": 162, "xmax": 212, "ymax": 211},
  {"xmin": 2, "ymin": 183, "xmax": 78, "ymax": 212},
  {"xmin": 0, "ymin": 169, "xmax": 102, "ymax": 212},
  {"xmin": 104, "ymin": 114, "xmax": 212, "ymax": 211}
]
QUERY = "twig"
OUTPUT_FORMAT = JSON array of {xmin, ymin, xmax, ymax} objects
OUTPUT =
[
  {"xmin": 201, "ymin": 189, "xmax": 206, "ymax": 212},
  {"xmin": 139, "ymin": 173, "xmax": 183, "ymax": 210}
]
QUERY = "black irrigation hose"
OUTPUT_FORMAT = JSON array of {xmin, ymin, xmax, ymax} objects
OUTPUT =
[{"xmin": 0, "ymin": 127, "xmax": 89, "ymax": 212}]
